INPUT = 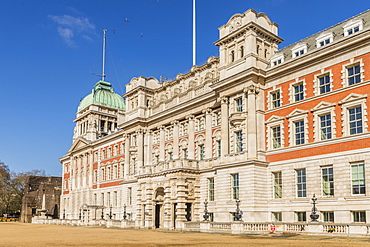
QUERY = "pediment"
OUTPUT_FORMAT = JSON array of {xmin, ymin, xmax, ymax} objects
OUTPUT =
[
  {"xmin": 312, "ymin": 101, "xmax": 336, "ymax": 111},
  {"xmin": 68, "ymin": 137, "xmax": 91, "ymax": 153},
  {"xmin": 339, "ymin": 93, "xmax": 367, "ymax": 105},
  {"xmin": 266, "ymin": 115, "xmax": 284, "ymax": 124},
  {"xmin": 287, "ymin": 108, "xmax": 308, "ymax": 118}
]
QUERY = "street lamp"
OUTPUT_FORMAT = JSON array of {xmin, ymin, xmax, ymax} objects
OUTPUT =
[
  {"xmin": 63, "ymin": 209, "xmax": 65, "ymax": 220},
  {"xmin": 234, "ymin": 199, "xmax": 243, "ymax": 221},
  {"xmin": 109, "ymin": 206, "xmax": 112, "ymax": 220},
  {"xmin": 101, "ymin": 206, "xmax": 104, "ymax": 220},
  {"xmin": 203, "ymin": 199, "xmax": 209, "ymax": 221},
  {"xmin": 310, "ymin": 194, "xmax": 319, "ymax": 221},
  {"xmin": 123, "ymin": 204, "xmax": 127, "ymax": 220},
  {"xmin": 79, "ymin": 208, "xmax": 82, "ymax": 220}
]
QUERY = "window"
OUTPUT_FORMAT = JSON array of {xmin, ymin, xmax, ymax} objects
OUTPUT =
[
  {"xmin": 294, "ymin": 120, "xmax": 305, "ymax": 145},
  {"xmin": 235, "ymin": 131, "xmax": 243, "ymax": 152},
  {"xmin": 199, "ymin": 145, "xmax": 205, "ymax": 160},
  {"xmin": 273, "ymin": 59, "xmax": 282, "ymax": 66},
  {"xmin": 352, "ymin": 164, "xmax": 365, "ymax": 195},
  {"xmin": 319, "ymin": 74, "xmax": 331, "ymax": 94},
  {"xmin": 215, "ymin": 112, "xmax": 221, "ymax": 125},
  {"xmin": 231, "ymin": 173, "xmax": 239, "ymax": 200},
  {"xmin": 294, "ymin": 83, "xmax": 304, "ymax": 102},
  {"xmin": 272, "ymin": 126, "xmax": 281, "ymax": 149},
  {"xmin": 320, "ymin": 114, "xmax": 332, "ymax": 140},
  {"xmin": 349, "ymin": 106, "xmax": 363, "ymax": 135},
  {"xmin": 169, "ymin": 152, "xmax": 173, "ymax": 161},
  {"xmin": 319, "ymin": 38, "xmax": 331, "ymax": 47},
  {"xmin": 273, "ymin": 172, "xmax": 282, "ymax": 199},
  {"xmin": 230, "ymin": 50, "xmax": 235, "ymax": 62},
  {"xmin": 272, "ymin": 212, "xmax": 282, "ymax": 222},
  {"xmin": 114, "ymin": 165, "xmax": 118, "ymax": 179},
  {"xmin": 128, "ymin": 187, "xmax": 132, "ymax": 205},
  {"xmin": 353, "ymin": 211, "xmax": 366, "ymax": 223},
  {"xmin": 296, "ymin": 212, "xmax": 306, "ymax": 222},
  {"xmin": 101, "ymin": 193, "xmax": 104, "ymax": 206},
  {"xmin": 322, "ymin": 167, "xmax": 334, "ymax": 196},
  {"xmin": 348, "ymin": 65, "xmax": 361, "ymax": 85},
  {"xmin": 107, "ymin": 192, "xmax": 111, "ymax": 207},
  {"xmin": 183, "ymin": 149, "xmax": 188, "ymax": 159},
  {"xmin": 296, "ymin": 169, "xmax": 306, "ymax": 198},
  {"xmin": 294, "ymin": 49, "xmax": 305, "ymax": 57},
  {"xmin": 216, "ymin": 140, "xmax": 221, "ymax": 157},
  {"xmin": 113, "ymin": 191, "xmax": 117, "ymax": 206},
  {"xmin": 270, "ymin": 54, "xmax": 284, "ymax": 67},
  {"xmin": 208, "ymin": 178, "xmax": 215, "ymax": 201},
  {"xmin": 271, "ymin": 91, "xmax": 281, "ymax": 108},
  {"xmin": 235, "ymin": 98, "xmax": 243, "ymax": 112},
  {"xmin": 322, "ymin": 211, "xmax": 334, "ymax": 222},
  {"xmin": 346, "ymin": 25, "xmax": 361, "ymax": 36}
]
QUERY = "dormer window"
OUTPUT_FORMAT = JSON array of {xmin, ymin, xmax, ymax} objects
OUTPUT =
[
  {"xmin": 316, "ymin": 32, "xmax": 333, "ymax": 48},
  {"xmin": 270, "ymin": 53, "xmax": 284, "ymax": 67},
  {"xmin": 343, "ymin": 19, "xmax": 364, "ymax": 37},
  {"xmin": 292, "ymin": 43, "xmax": 308, "ymax": 58}
]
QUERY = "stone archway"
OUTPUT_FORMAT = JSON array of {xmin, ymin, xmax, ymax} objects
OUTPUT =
[{"xmin": 154, "ymin": 187, "xmax": 165, "ymax": 228}]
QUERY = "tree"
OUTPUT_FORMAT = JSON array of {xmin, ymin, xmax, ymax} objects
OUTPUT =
[{"xmin": 0, "ymin": 161, "xmax": 46, "ymax": 215}]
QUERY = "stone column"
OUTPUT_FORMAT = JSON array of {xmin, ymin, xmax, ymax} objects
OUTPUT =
[
  {"xmin": 203, "ymin": 108, "xmax": 213, "ymax": 159},
  {"xmin": 144, "ymin": 130, "xmax": 152, "ymax": 166},
  {"xmin": 136, "ymin": 129, "xmax": 144, "ymax": 168},
  {"xmin": 175, "ymin": 179, "xmax": 187, "ymax": 229},
  {"xmin": 245, "ymin": 85, "xmax": 259, "ymax": 160},
  {"xmin": 172, "ymin": 121, "xmax": 179, "ymax": 159},
  {"xmin": 220, "ymin": 97, "xmax": 229, "ymax": 160},
  {"xmin": 124, "ymin": 134, "xmax": 130, "ymax": 177},
  {"xmin": 186, "ymin": 115, "xmax": 195, "ymax": 159},
  {"xmin": 159, "ymin": 126, "xmax": 165, "ymax": 161}
]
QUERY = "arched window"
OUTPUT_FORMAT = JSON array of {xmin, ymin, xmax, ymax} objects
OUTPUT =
[
  {"xmin": 256, "ymin": 45, "xmax": 260, "ymax": 55},
  {"xmin": 240, "ymin": 46, "xmax": 244, "ymax": 58},
  {"xmin": 230, "ymin": 50, "xmax": 235, "ymax": 62},
  {"xmin": 265, "ymin": 49, "xmax": 268, "ymax": 58}
]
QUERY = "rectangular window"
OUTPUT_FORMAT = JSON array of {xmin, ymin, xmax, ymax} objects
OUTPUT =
[
  {"xmin": 208, "ymin": 178, "xmax": 215, "ymax": 201},
  {"xmin": 216, "ymin": 140, "xmax": 221, "ymax": 157},
  {"xmin": 273, "ymin": 172, "xmax": 282, "ymax": 199},
  {"xmin": 322, "ymin": 211, "xmax": 334, "ymax": 222},
  {"xmin": 107, "ymin": 192, "xmax": 111, "ymax": 207},
  {"xmin": 183, "ymin": 149, "xmax": 188, "ymax": 159},
  {"xmin": 272, "ymin": 126, "xmax": 281, "ymax": 149},
  {"xmin": 294, "ymin": 50, "xmax": 305, "ymax": 57},
  {"xmin": 295, "ymin": 120, "xmax": 305, "ymax": 145},
  {"xmin": 319, "ymin": 38, "xmax": 331, "ymax": 47},
  {"xmin": 271, "ymin": 91, "xmax": 281, "ymax": 108},
  {"xmin": 235, "ymin": 98, "xmax": 243, "ymax": 112},
  {"xmin": 128, "ymin": 187, "xmax": 132, "ymax": 205},
  {"xmin": 348, "ymin": 65, "xmax": 361, "ymax": 85},
  {"xmin": 322, "ymin": 166, "xmax": 334, "ymax": 196},
  {"xmin": 349, "ymin": 106, "xmax": 363, "ymax": 135},
  {"xmin": 296, "ymin": 169, "xmax": 306, "ymax": 198},
  {"xmin": 348, "ymin": 26, "xmax": 360, "ymax": 35},
  {"xmin": 319, "ymin": 74, "xmax": 330, "ymax": 94},
  {"xmin": 294, "ymin": 83, "xmax": 304, "ymax": 102},
  {"xmin": 353, "ymin": 211, "xmax": 366, "ymax": 223},
  {"xmin": 113, "ymin": 191, "xmax": 117, "ymax": 206},
  {"xmin": 216, "ymin": 112, "xmax": 221, "ymax": 125},
  {"xmin": 231, "ymin": 173, "xmax": 239, "ymax": 200},
  {"xmin": 296, "ymin": 212, "xmax": 306, "ymax": 222},
  {"xmin": 101, "ymin": 193, "xmax": 104, "ymax": 206},
  {"xmin": 352, "ymin": 164, "xmax": 365, "ymax": 195},
  {"xmin": 320, "ymin": 114, "xmax": 332, "ymax": 140},
  {"xmin": 272, "ymin": 212, "xmax": 282, "ymax": 222},
  {"xmin": 199, "ymin": 145, "xmax": 205, "ymax": 160},
  {"xmin": 235, "ymin": 131, "xmax": 243, "ymax": 152}
]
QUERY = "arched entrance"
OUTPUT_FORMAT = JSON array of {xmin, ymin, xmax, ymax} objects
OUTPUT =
[{"xmin": 154, "ymin": 187, "xmax": 164, "ymax": 228}]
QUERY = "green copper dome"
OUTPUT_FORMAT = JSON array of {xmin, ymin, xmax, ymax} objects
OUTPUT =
[{"xmin": 77, "ymin": 80, "xmax": 126, "ymax": 112}]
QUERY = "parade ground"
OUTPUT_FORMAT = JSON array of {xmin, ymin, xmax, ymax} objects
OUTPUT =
[{"xmin": 1, "ymin": 222, "xmax": 370, "ymax": 247}]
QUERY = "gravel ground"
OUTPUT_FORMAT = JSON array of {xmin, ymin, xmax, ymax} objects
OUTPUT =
[{"xmin": 1, "ymin": 222, "xmax": 370, "ymax": 247}]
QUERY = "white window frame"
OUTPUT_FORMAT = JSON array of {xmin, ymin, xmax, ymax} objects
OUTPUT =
[
  {"xmin": 316, "ymin": 32, "xmax": 333, "ymax": 48},
  {"xmin": 312, "ymin": 101, "xmax": 336, "ymax": 142},
  {"xmin": 341, "ymin": 59, "xmax": 364, "ymax": 87},
  {"xmin": 296, "ymin": 168, "xmax": 307, "ymax": 198},
  {"xmin": 343, "ymin": 19, "xmax": 364, "ymax": 37},
  {"xmin": 339, "ymin": 93, "xmax": 368, "ymax": 136},
  {"xmin": 313, "ymin": 70, "xmax": 333, "ymax": 96},
  {"xmin": 322, "ymin": 166, "xmax": 334, "ymax": 197},
  {"xmin": 291, "ymin": 43, "xmax": 308, "ymax": 58},
  {"xmin": 266, "ymin": 115, "xmax": 284, "ymax": 150},
  {"xmin": 270, "ymin": 89, "xmax": 281, "ymax": 109},
  {"xmin": 289, "ymin": 79, "xmax": 306, "ymax": 103},
  {"xmin": 270, "ymin": 53, "xmax": 285, "ymax": 67},
  {"xmin": 287, "ymin": 109, "xmax": 308, "ymax": 146},
  {"xmin": 351, "ymin": 163, "xmax": 366, "ymax": 195}
]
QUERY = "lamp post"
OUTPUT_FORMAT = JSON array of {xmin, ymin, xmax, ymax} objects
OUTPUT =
[
  {"xmin": 310, "ymin": 194, "xmax": 319, "ymax": 221},
  {"xmin": 123, "ymin": 204, "xmax": 127, "ymax": 220},
  {"xmin": 79, "ymin": 208, "xmax": 82, "ymax": 220},
  {"xmin": 109, "ymin": 206, "xmax": 112, "ymax": 220},
  {"xmin": 234, "ymin": 199, "xmax": 243, "ymax": 221},
  {"xmin": 101, "ymin": 206, "xmax": 104, "ymax": 220},
  {"xmin": 203, "ymin": 199, "xmax": 209, "ymax": 221},
  {"xmin": 63, "ymin": 209, "xmax": 65, "ymax": 220}
]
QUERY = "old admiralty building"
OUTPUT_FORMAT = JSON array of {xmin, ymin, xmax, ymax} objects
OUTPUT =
[{"xmin": 60, "ymin": 8, "xmax": 370, "ymax": 230}]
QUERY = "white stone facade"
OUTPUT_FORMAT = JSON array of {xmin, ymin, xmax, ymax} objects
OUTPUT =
[{"xmin": 60, "ymin": 8, "xmax": 370, "ymax": 230}]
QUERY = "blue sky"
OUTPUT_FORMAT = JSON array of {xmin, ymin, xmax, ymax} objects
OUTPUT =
[{"xmin": 0, "ymin": 0, "xmax": 367, "ymax": 176}]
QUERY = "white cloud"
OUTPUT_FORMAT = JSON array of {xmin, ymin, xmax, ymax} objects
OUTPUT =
[{"xmin": 49, "ymin": 14, "xmax": 95, "ymax": 47}]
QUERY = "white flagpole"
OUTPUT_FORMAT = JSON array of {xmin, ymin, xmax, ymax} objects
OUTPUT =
[
  {"xmin": 102, "ymin": 29, "xmax": 107, "ymax": 81},
  {"xmin": 192, "ymin": 0, "xmax": 196, "ymax": 66}
]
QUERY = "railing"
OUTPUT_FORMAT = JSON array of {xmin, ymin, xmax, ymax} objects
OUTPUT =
[
  {"xmin": 244, "ymin": 223, "xmax": 269, "ymax": 232},
  {"xmin": 285, "ymin": 223, "xmax": 306, "ymax": 232},
  {"xmin": 185, "ymin": 222, "xmax": 200, "ymax": 229},
  {"xmin": 323, "ymin": 224, "xmax": 347, "ymax": 233},
  {"xmin": 210, "ymin": 222, "xmax": 231, "ymax": 230}
]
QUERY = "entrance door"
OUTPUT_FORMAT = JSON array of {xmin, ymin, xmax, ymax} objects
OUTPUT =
[{"xmin": 155, "ymin": 204, "xmax": 161, "ymax": 228}]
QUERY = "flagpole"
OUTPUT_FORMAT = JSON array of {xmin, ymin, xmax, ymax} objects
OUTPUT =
[{"xmin": 192, "ymin": 0, "xmax": 196, "ymax": 66}]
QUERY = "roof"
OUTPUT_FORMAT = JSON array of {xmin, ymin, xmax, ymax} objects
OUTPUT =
[{"xmin": 77, "ymin": 80, "xmax": 126, "ymax": 112}]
